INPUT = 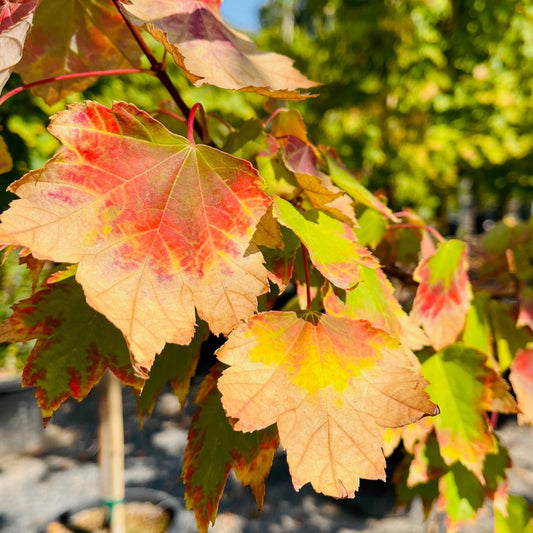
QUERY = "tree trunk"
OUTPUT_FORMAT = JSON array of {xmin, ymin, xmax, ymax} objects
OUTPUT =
[{"xmin": 98, "ymin": 370, "xmax": 126, "ymax": 533}]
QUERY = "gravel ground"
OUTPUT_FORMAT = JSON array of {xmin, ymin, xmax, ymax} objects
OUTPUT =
[{"xmin": 0, "ymin": 384, "xmax": 532, "ymax": 533}]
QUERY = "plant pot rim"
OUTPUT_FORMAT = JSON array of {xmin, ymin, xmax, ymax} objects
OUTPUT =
[{"xmin": 52, "ymin": 487, "xmax": 181, "ymax": 533}]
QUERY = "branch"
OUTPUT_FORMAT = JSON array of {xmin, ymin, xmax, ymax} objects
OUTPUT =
[
  {"xmin": 0, "ymin": 69, "xmax": 150, "ymax": 107},
  {"xmin": 111, "ymin": 0, "xmax": 205, "ymax": 140}
]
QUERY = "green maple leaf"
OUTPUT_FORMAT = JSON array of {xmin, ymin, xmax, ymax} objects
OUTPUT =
[
  {"xmin": 182, "ymin": 366, "xmax": 279, "ymax": 533},
  {"xmin": 421, "ymin": 344, "xmax": 501, "ymax": 480},
  {"xmin": 0, "ymin": 278, "xmax": 143, "ymax": 419},
  {"xmin": 137, "ymin": 322, "xmax": 209, "ymax": 419},
  {"xmin": 273, "ymin": 196, "xmax": 378, "ymax": 290},
  {"xmin": 495, "ymin": 495, "xmax": 533, "ymax": 533}
]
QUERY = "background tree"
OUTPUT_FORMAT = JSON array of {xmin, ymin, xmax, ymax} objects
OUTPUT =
[{"xmin": 259, "ymin": 0, "xmax": 533, "ymax": 229}]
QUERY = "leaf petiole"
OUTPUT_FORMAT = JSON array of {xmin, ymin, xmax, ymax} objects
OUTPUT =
[
  {"xmin": 301, "ymin": 245, "xmax": 312, "ymax": 310},
  {"xmin": 187, "ymin": 103, "xmax": 208, "ymax": 144},
  {"xmin": 0, "ymin": 69, "xmax": 150, "ymax": 107}
]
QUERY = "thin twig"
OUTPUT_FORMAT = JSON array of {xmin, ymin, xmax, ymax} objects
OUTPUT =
[
  {"xmin": 110, "ymin": 0, "xmax": 205, "ymax": 140},
  {"xmin": 150, "ymin": 108, "xmax": 186, "ymax": 123},
  {"xmin": 0, "ymin": 69, "xmax": 150, "ymax": 107}
]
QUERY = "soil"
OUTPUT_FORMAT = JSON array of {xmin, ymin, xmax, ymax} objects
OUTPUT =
[{"xmin": 46, "ymin": 501, "xmax": 172, "ymax": 533}]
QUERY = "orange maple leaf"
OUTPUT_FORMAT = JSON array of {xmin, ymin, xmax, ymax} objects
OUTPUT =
[
  {"xmin": 217, "ymin": 310, "xmax": 438, "ymax": 498},
  {"xmin": 120, "ymin": 0, "xmax": 320, "ymax": 99},
  {"xmin": 0, "ymin": 101, "xmax": 270, "ymax": 373}
]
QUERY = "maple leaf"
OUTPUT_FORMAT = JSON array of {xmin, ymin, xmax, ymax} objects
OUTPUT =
[
  {"xmin": 489, "ymin": 300, "xmax": 533, "ymax": 372},
  {"xmin": 411, "ymin": 239, "xmax": 473, "ymax": 350},
  {"xmin": 438, "ymin": 462, "xmax": 486, "ymax": 526},
  {"xmin": 182, "ymin": 366, "xmax": 279, "ymax": 533},
  {"xmin": 0, "ymin": 278, "xmax": 143, "ymax": 419},
  {"xmin": 222, "ymin": 119, "xmax": 279, "ymax": 163},
  {"xmin": 253, "ymin": 211, "xmax": 300, "ymax": 292},
  {"xmin": 136, "ymin": 322, "xmax": 209, "ymax": 419},
  {"xmin": 15, "ymin": 0, "xmax": 141, "ymax": 105},
  {"xmin": 438, "ymin": 441, "xmax": 510, "ymax": 530},
  {"xmin": 323, "ymin": 265, "xmax": 428, "ymax": 350},
  {"xmin": 495, "ymin": 495, "xmax": 533, "ymax": 533},
  {"xmin": 0, "ymin": 101, "xmax": 271, "ymax": 372},
  {"xmin": 509, "ymin": 348, "xmax": 533, "ymax": 425},
  {"xmin": 421, "ymin": 344, "xmax": 503, "ymax": 481},
  {"xmin": 274, "ymin": 196, "xmax": 378, "ymax": 290},
  {"xmin": 518, "ymin": 283, "xmax": 533, "ymax": 331},
  {"xmin": 120, "ymin": 0, "xmax": 319, "ymax": 99},
  {"xmin": 270, "ymin": 108, "xmax": 309, "ymax": 142},
  {"xmin": 0, "ymin": 0, "xmax": 39, "ymax": 92},
  {"xmin": 217, "ymin": 310, "xmax": 437, "ymax": 498},
  {"xmin": 354, "ymin": 208, "xmax": 388, "ymax": 249},
  {"xmin": 281, "ymin": 136, "xmax": 357, "ymax": 225},
  {"xmin": 462, "ymin": 293, "xmax": 493, "ymax": 356},
  {"xmin": 325, "ymin": 148, "xmax": 399, "ymax": 222},
  {"xmin": 405, "ymin": 430, "xmax": 446, "ymax": 488}
]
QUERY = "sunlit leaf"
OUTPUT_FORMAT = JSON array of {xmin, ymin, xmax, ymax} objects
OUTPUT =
[
  {"xmin": 354, "ymin": 208, "xmax": 388, "ymax": 249},
  {"xmin": 222, "ymin": 119, "xmax": 279, "ymax": 162},
  {"xmin": 495, "ymin": 495, "xmax": 533, "ymax": 533},
  {"xmin": 217, "ymin": 310, "xmax": 437, "ymax": 498},
  {"xmin": 439, "ymin": 441, "xmax": 510, "ymax": 530},
  {"xmin": 0, "ymin": 101, "xmax": 270, "ymax": 373},
  {"xmin": 270, "ymin": 108, "xmax": 309, "ymax": 142},
  {"xmin": 254, "ymin": 214, "xmax": 300, "ymax": 293},
  {"xmin": 0, "ymin": 0, "xmax": 39, "ymax": 92},
  {"xmin": 462, "ymin": 292, "xmax": 493, "ymax": 357},
  {"xmin": 325, "ymin": 149, "xmax": 399, "ymax": 222},
  {"xmin": 120, "ymin": 0, "xmax": 319, "ymax": 99},
  {"xmin": 438, "ymin": 462, "xmax": 485, "ymax": 526},
  {"xmin": 421, "ymin": 344, "xmax": 498, "ymax": 480},
  {"xmin": 405, "ymin": 431, "xmax": 445, "ymax": 488},
  {"xmin": 182, "ymin": 366, "xmax": 279, "ymax": 533},
  {"xmin": 411, "ymin": 240, "xmax": 472, "ymax": 350},
  {"xmin": 274, "ymin": 196, "xmax": 378, "ymax": 289},
  {"xmin": 281, "ymin": 136, "xmax": 356, "ymax": 225},
  {"xmin": 323, "ymin": 265, "xmax": 427, "ymax": 350}
]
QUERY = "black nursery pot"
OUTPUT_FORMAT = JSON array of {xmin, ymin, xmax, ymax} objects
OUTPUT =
[
  {"xmin": 55, "ymin": 487, "xmax": 181, "ymax": 533},
  {"xmin": 0, "ymin": 378, "xmax": 43, "ymax": 454}
]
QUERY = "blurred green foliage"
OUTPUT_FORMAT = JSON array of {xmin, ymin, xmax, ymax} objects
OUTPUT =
[
  {"xmin": 258, "ymin": 0, "xmax": 533, "ymax": 225},
  {"xmin": 0, "ymin": 250, "xmax": 33, "ymax": 378}
]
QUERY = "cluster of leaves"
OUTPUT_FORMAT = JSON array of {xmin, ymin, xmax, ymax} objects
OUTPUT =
[
  {"xmin": 0, "ymin": 1, "xmax": 533, "ymax": 532},
  {"xmin": 258, "ymin": 0, "xmax": 533, "ymax": 223}
]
